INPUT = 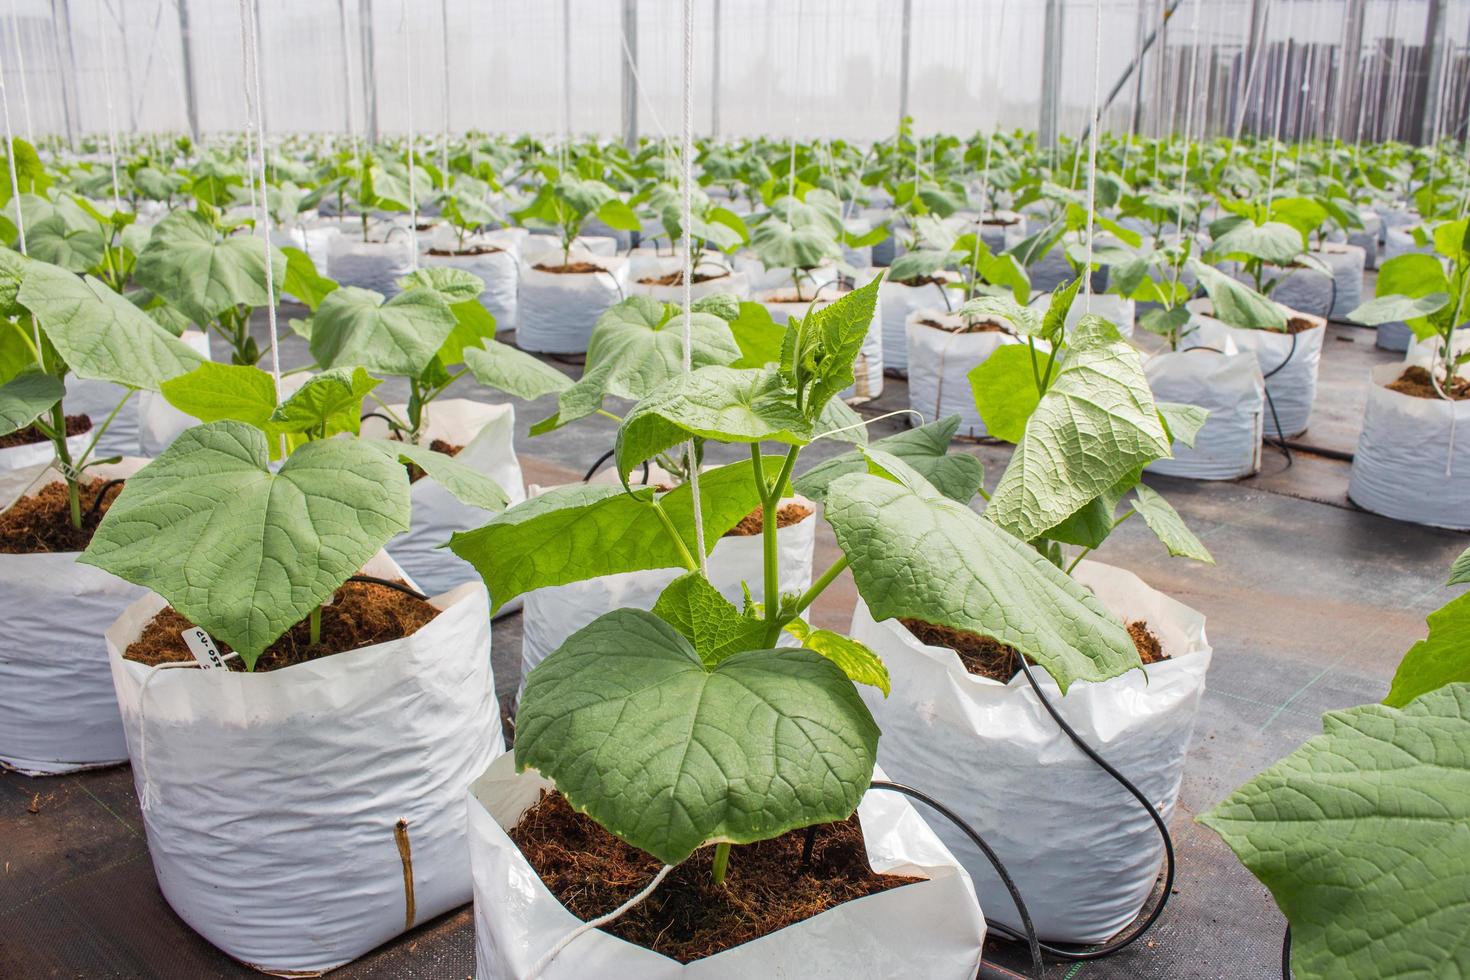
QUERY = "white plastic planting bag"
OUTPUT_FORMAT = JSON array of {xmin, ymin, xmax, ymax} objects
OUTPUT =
[
  {"xmin": 363, "ymin": 399, "xmax": 526, "ymax": 597},
  {"xmin": 106, "ymin": 552, "xmax": 504, "ymax": 975},
  {"xmin": 520, "ymin": 495, "xmax": 815, "ymax": 681},
  {"xmin": 1145, "ymin": 347, "xmax": 1264, "ymax": 480},
  {"xmin": 421, "ymin": 236, "xmax": 522, "ymax": 330},
  {"xmin": 0, "ymin": 459, "xmax": 148, "ymax": 775},
  {"xmin": 1383, "ymin": 223, "xmax": 1431, "ymax": 262},
  {"xmin": 20, "ymin": 393, "xmax": 110, "ymax": 466},
  {"xmin": 327, "ymin": 232, "xmax": 418, "ymax": 295},
  {"xmin": 519, "ymin": 234, "xmax": 618, "ymax": 261},
  {"xmin": 1229, "ymin": 261, "xmax": 1334, "ymax": 320},
  {"xmin": 1028, "ymin": 291, "xmax": 1136, "ymax": 338},
  {"xmin": 136, "ymin": 330, "xmax": 213, "ymax": 456},
  {"xmin": 1313, "ymin": 243, "xmax": 1366, "ymax": 319},
  {"xmin": 880, "ymin": 277, "xmax": 956, "ymax": 374},
  {"xmin": 760, "ymin": 289, "xmax": 883, "ymax": 401},
  {"xmin": 731, "ymin": 256, "xmax": 839, "ymax": 294},
  {"xmin": 466, "ymin": 754, "xmax": 986, "ymax": 980},
  {"xmin": 273, "ymin": 216, "xmax": 340, "ymax": 275},
  {"xmin": 1181, "ymin": 306, "xmax": 1324, "ymax": 438},
  {"xmin": 1349, "ymin": 362, "xmax": 1470, "ymax": 530},
  {"xmin": 516, "ymin": 253, "xmax": 630, "ymax": 355},
  {"xmin": 906, "ymin": 310, "xmax": 1021, "ymax": 437},
  {"xmin": 851, "ymin": 560, "xmax": 1211, "ymax": 944},
  {"xmin": 1376, "ymin": 320, "xmax": 1415, "ymax": 352},
  {"xmin": 628, "ymin": 255, "xmax": 751, "ymax": 302}
]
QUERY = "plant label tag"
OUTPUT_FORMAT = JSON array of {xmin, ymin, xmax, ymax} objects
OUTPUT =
[{"xmin": 181, "ymin": 627, "xmax": 226, "ymax": 670}]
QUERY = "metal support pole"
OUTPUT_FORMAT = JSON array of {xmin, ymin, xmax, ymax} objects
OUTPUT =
[
  {"xmin": 711, "ymin": 0, "xmax": 721, "ymax": 138},
  {"xmin": 50, "ymin": 0, "xmax": 77, "ymax": 147},
  {"xmin": 620, "ymin": 0, "xmax": 637, "ymax": 151},
  {"xmin": 175, "ymin": 0, "xmax": 200, "ymax": 142},
  {"xmin": 1336, "ymin": 0, "xmax": 1366, "ymax": 137},
  {"xmin": 1039, "ymin": 0, "xmax": 1065, "ymax": 146},
  {"xmin": 1415, "ymin": 0, "xmax": 1446, "ymax": 143},
  {"xmin": 898, "ymin": 0, "xmax": 913, "ymax": 125},
  {"xmin": 440, "ymin": 0, "xmax": 451, "ymax": 141},
  {"xmin": 337, "ymin": 0, "xmax": 353, "ymax": 134},
  {"xmin": 360, "ymin": 0, "xmax": 378, "ymax": 142},
  {"xmin": 1239, "ymin": 0, "xmax": 1269, "ymax": 135},
  {"xmin": 561, "ymin": 0, "xmax": 571, "ymax": 142}
]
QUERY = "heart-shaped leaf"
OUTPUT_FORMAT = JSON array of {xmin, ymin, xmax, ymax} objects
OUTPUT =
[
  {"xmin": 133, "ymin": 209, "xmax": 286, "ymax": 325},
  {"xmin": 309, "ymin": 285, "xmax": 457, "ymax": 378},
  {"xmin": 0, "ymin": 370, "xmax": 62, "ymax": 436}
]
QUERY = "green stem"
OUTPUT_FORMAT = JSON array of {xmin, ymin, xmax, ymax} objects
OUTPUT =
[
  {"xmin": 309, "ymin": 605, "xmax": 322, "ymax": 645},
  {"xmin": 50, "ymin": 401, "xmax": 82, "ymax": 530},
  {"xmin": 1064, "ymin": 509, "xmax": 1138, "ymax": 575},
  {"xmin": 792, "ymin": 555, "xmax": 849, "ymax": 618},
  {"xmin": 649, "ymin": 499, "xmax": 699, "ymax": 572},
  {"xmin": 595, "ymin": 408, "xmax": 624, "ymax": 423},
  {"xmin": 75, "ymin": 389, "xmax": 135, "ymax": 472},
  {"xmin": 711, "ymin": 842, "xmax": 731, "ymax": 886}
]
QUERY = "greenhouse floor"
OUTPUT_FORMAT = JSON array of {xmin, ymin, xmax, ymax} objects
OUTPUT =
[{"xmin": 3, "ymin": 313, "xmax": 1465, "ymax": 980}]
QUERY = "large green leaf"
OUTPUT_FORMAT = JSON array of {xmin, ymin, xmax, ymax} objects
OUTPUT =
[
  {"xmin": 133, "ymin": 210, "xmax": 285, "ymax": 325},
  {"xmin": 449, "ymin": 457, "xmax": 772, "ymax": 613},
  {"xmin": 652, "ymin": 572, "xmax": 768, "ymax": 666},
  {"xmin": 515, "ymin": 608, "xmax": 879, "ymax": 865},
  {"xmin": 18, "ymin": 261, "xmax": 204, "ymax": 390},
  {"xmin": 1209, "ymin": 219, "xmax": 1304, "ymax": 265},
  {"xmin": 968, "ymin": 343, "xmax": 1040, "ymax": 443},
  {"xmin": 280, "ymin": 245, "xmax": 338, "ymax": 311},
  {"xmin": 795, "ymin": 415, "xmax": 984, "ymax": 504},
  {"xmin": 0, "ymin": 370, "xmax": 62, "ymax": 436},
  {"xmin": 309, "ymin": 286, "xmax": 457, "ymax": 378},
  {"xmin": 397, "ymin": 266, "xmax": 485, "ymax": 303},
  {"xmin": 1191, "ymin": 261, "xmax": 1288, "ymax": 331},
  {"xmin": 161, "ymin": 361, "xmax": 278, "ymax": 428},
  {"xmin": 364, "ymin": 438, "xmax": 509, "ymax": 512},
  {"xmin": 780, "ymin": 276, "xmax": 883, "ymax": 415},
  {"xmin": 584, "ymin": 297, "xmax": 742, "ymax": 401},
  {"xmin": 824, "ymin": 454, "xmax": 1139, "ymax": 691},
  {"xmin": 1130, "ymin": 483, "xmax": 1213, "ymax": 563},
  {"xmin": 1347, "ymin": 293, "xmax": 1449, "ymax": 326},
  {"xmin": 986, "ymin": 333, "xmax": 1172, "ymax": 543},
  {"xmin": 785, "ymin": 616, "xmax": 890, "ymax": 695},
  {"xmin": 270, "ymin": 367, "xmax": 380, "ymax": 438},
  {"xmin": 1449, "ymin": 547, "xmax": 1470, "ymax": 587},
  {"xmin": 79, "ymin": 421, "xmax": 411, "ymax": 666},
  {"xmin": 462, "ymin": 338, "xmax": 572, "ymax": 400},
  {"xmin": 1384, "ymin": 592, "xmax": 1470, "ymax": 709},
  {"xmin": 729, "ymin": 300, "xmax": 788, "ymax": 369},
  {"xmin": 614, "ymin": 367, "xmax": 810, "ymax": 485},
  {"xmin": 1200, "ymin": 684, "xmax": 1470, "ymax": 980},
  {"xmin": 27, "ymin": 214, "xmax": 104, "ymax": 273}
]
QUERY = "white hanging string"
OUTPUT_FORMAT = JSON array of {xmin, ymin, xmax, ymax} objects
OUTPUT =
[
  {"xmin": 1081, "ymin": 0, "xmax": 1104, "ymax": 313},
  {"xmin": 8, "ymin": 0, "xmax": 31, "ymax": 145},
  {"xmin": 0, "ymin": 36, "xmax": 25, "ymax": 258},
  {"xmin": 1263, "ymin": 0, "xmax": 1297, "ymax": 219},
  {"xmin": 238, "ymin": 0, "xmax": 282, "ymax": 407},
  {"xmin": 402, "ymin": 2, "xmax": 420, "ymax": 267},
  {"xmin": 97, "ymin": 12, "xmax": 123, "ymax": 214},
  {"xmin": 523, "ymin": 861, "xmax": 675, "ymax": 980},
  {"xmin": 680, "ymin": 0, "xmax": 706, "ymax": 575},
  {"xmin": 1170, "ymin": 0, "xmax": 1203, "ymax": 253}
]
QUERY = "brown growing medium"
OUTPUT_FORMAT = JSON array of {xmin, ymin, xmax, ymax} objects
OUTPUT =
[
  {"xmin": 725, "ymin": 501, "xmax": 813, "ymax": 537},
  {"xmin": 893, "ymin": 275, "xmax": 949, "ymax": 288},
  {"xmin": 638, "ymin": 269, "xmax": 730, "ymax": 286},
  {"xmin": 509, "ymin": 790, "xmax": 920, "ymax": 963},
  {"xmin": 0, "ymin": 478, "xmax": 122, "ymax": 554},
  {"xmin": 1387, "ymin": 365, "xmax": 1470, "ymax": 401},
  {"xmin": 123, "ymin": 580, "xmax": 438, "ymax": 672},
  {"xmin": 406, "ymin": 439, "xmax": 463, "ymax": 484},
  {"xmin": 0, "ymin": 413, "xmax": 91, "ymax": 449},
  {"xmin": 426, "ymin": 244, "xmax": 503, "ymax": 257},
  {"xmin": 765, "ymin": 291, "xmax": 840, "ymax": 305},
  {"xmin": 533, "ymin": 262, "xmax": 607, "ymax": 275},
  {"xmin": 1278, "ymin": 314, "xmax": 1324, "ymax": 335},
  {"xmin": 918, "ymin": 317, "xmax": 1006, "ymax": 334},
  {"xmin": 903, "ymin": 618, "xmax": 1168, "ymax": 683}
]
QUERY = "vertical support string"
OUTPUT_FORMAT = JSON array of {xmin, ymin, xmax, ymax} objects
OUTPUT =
[
  {"xmin": 97, "ymin": 10, "xmax": 123, "ymax": 214},
  {"xmin": 402, "ymin": 2, "xmax": 419, "ymax": 268},
  {"xmin": 0, "ymin": 35, "xmax": 25, "ymax": 257},
  {"xmin": 8, "ymin": 0, "xmax": 31, "ymax": 145},
  {"xmin": 1082, "ymin": 0, "xmax": 1103, "ymax": 313},
  {"xmin": 680, "ymin": 0, "xmax": 706, "ymax": 575},
  {"xmin": 237, "ymin": 0, "xmax": 282, "ymax": 410}
]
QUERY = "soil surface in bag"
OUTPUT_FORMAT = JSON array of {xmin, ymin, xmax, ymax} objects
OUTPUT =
[
  {"xmin": 427, "ymin": 244, "xmax": 503, "ymax": 256},
  {"xmin": 532, "ymin": 262, "xmax": 607, "ymax": 275},
  {"xmin": 0, "ymin": 476, "xmax": 122, "ymax": 554},
  {"xmin": 725, "ymin": 501, "xmax": 812, "ymax": 537},
  {"xmin": 767, "ymin": 290, "xmax": 846, "ymax": 305},
  {"xmin": 124, "ymin": 580, "xmax": 439, "ymax": 672},
  {"xmin": 1387, "ymin": 365, "xmax": 1470, "ymax": 401},
  {"xmin": 892, "ymin": 274, "xmax": 949, "ymax": 288},
  {"xmin": 510, "ymin": 790, "xmax": 920, "ymax": 963},
  {"xmin": 0, "ymin": 412, "xmax": 91, "ymax": 449},
  {"xmin": 1274, "ymin": 313, "xmax": 1323, "ymax": 335},
  {"xmin": 903, "ymin": 618, "xmax": 1167, "ymax": 683},
  {"xmin": 406, "ymin": 439, "xmax": 464, "ymax": 483},
  {"xmin": 918, "ymin": 317, "xmax": 1007, "ymax": 334},
  {"xmin": 638, "ymin": 269, "xmax": 730, "ymax": 286}
]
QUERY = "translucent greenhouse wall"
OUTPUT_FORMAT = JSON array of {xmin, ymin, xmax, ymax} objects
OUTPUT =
[{"xmin": 4, "ymin": 0, "xmax": 1467, "ymax": 144}]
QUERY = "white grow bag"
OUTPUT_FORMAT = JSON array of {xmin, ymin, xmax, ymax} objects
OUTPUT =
[
  {"xmin": 850, "ymin": 560, "xmax": 1211, "ymax": 944},
  {"xmin": 327, "ymin": 232, "xmax": 419, "ymax": 296},
  {"xmin": 39, "ymin": 383, "xmax": 122, "ymax": 462},
  {"xmin": 137, "ymin": 330, "xmax": 213, "ymax": 456},
  {"xmin": 515, "ymin": 253, "xmax": 630, "ymax": 355},
  {"xmin": 0, "ymin": 459, "xmax": 148, "ymax": 775},
  {"xmin": 363, "ymin": 399, "xmax": 526, "ymax": 598},
  {"xmin": 421, "ymin": 233, "xmax": 523, "ymax": 331},
  {"xmin": 906, "ymin": 310, "xmax": 1022, "ymax": 437},
  {"xmin": 519, "ymin": 234, "xmax": 618, "ymax": 261},
  {"xmin": 1181, "ymin": 301, "xmax": 1324, "ymax": 439},
  {"xmin": 880, "ymin": 276, "xmax": 956, "ymax": 374},
  {"xmin": 759, "ymin": 287, "xmax": 883, "ymax": 401},
  {"xmin": 272, "ymin": 214, "xmax": 340, "ymax": 275},
  {"xmin": 629, "ymin": 255, "xmax": 751, "ymax": 302},
  {"xmin": 467, "ymin": 754, "xmax": 986, "ymax": 980},
  {"xmin": 1349, "ymin": 361, "xmax": 1470, "ymax": 530},
  {"xmin": 731, "ymin": 256, "xmax": 839, "ymax": 294},
  {"xmin": 1383, "ymin": 223, "xmax": 1431, "ymax": 262},
  {"xmin": 106, "ymin": 552, "xmax": 504, "ymax": 975},
  {"xmin": 520, "ymin": 494, "xmax": 815, "ymax": 681},
  {"xmin": 1145, "ymin": 347, "xmax": 1264, "ymax": 480},
  {"xmin": 1314, "ymin": 243, "xmax": 1366, "ymax": 320}
]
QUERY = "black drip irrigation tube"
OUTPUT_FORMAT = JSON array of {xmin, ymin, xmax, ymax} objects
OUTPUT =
[
  {"xmin": 85, "ymin": 478, "xmax": 127, "ymax": 523},
  {"xmin": 1282, "ymin": 925, "xmax": 1293, "ymax": 979},
  {"xmin": 347, "ymin": 574, "xmax": 430, "ymax": 602},
  {"xmin": 582, "ymin": 447, "xmax": 650, "ymax": 486}
]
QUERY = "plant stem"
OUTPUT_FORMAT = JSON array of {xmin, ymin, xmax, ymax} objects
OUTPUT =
[
  {"xmin": 309, "ymin": 605, "xmax": 322, "ymax": 645},
  {"xmin": 649, "ymin": 499, "xmax": 699, "ymax": 572},
  {"xmin": 50, "ymin": 401, "xmax": 82, "ymax": 529},
  {"xmin": 792, "ymin": 555, "xmax": 849, "ymax": 617},
  {"xmin": 711, "ymin": 842, "xmax": 731, "ymax": 886}
]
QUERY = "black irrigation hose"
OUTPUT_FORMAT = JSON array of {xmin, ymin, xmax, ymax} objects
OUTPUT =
[
  {"xmin": 867, "ymin": 780, "xmax": 1046, "ymax": 980},
  {"xmin": 980, "ymin": 657, "xmax": 1178, "ymax": 964},
  {"xmin": 582, "ymin": 447, "xmax": 650, "ymax": 486},
  {"xmin": 1282, "ymin": 925, "xmax": 1293, "ymax": 979},
  {"xmin": 85, "ymin": 478, "xmax": 127, "ymax": 523},
  {"xmin": 347, "ymin": 574, "xmax": 431, "ymax": 603},
  {"xmin": 1182, "ymin": 337, "xmax": 1297, "ymax": 467},
  {"xmin": 360, "ymin": 411, "xmax": 397, "ymax": 427}
]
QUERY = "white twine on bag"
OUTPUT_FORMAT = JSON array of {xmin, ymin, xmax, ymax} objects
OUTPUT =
[
  {"xmin": 237, "ymin": 0, "xmax": 283, "ymax": 408},
  {"xmin": 523, "ymin": 861, "xmax": 675, "ymax": 980},
  {"xmin": 1081, "ymin": 0, "xmax": 1103, "ymax": 313},
  {"xmin": 134, "ymin": 650, "xmax": 241, "ymax": 811},
  {"xmin": 680, "ymin": 0, "xmax": 707, "ymax": 573}
]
